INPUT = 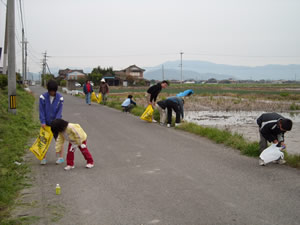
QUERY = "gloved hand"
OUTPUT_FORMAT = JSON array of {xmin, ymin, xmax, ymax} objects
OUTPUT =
[
  {"xmin": 80, "ymin": 144, "xmax": 86, "ymax": 149},
  {"xmin": 70, "ymin": 145, "xmax": 78, "ymax": 152}
]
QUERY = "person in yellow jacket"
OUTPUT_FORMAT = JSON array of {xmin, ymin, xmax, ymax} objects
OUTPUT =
[{"xmin": 50, "ymin": 119, "xmax": 94, "ymax": 170}]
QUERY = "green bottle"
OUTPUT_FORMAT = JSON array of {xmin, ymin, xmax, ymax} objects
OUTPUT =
[{"xmin": 56, "ymin": 184, "xmax": 61, "ymax": 195}]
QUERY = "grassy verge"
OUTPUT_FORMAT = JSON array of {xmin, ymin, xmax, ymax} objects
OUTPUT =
[
  {"xmin": 0, "ymin": 87, "xmax": 39, "ymax": 224},
  {"xmin": 102, "ymin": 97, "xmax": 300, "ymax": 169}
]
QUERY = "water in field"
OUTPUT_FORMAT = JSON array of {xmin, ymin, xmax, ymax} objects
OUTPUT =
[{"xmin": 185, "ymin": 111, "xmax": 300, "ymax": 155}]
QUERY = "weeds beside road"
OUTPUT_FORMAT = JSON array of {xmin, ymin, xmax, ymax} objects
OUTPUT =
[{"xmin": 0, "ymin": 87, "xmax": 39, "ymax": 224}]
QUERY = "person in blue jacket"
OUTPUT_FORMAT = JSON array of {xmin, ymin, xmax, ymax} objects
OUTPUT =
[
  {"xmin": 121, "ymin": 95, "xmax": 136, "ymax": 112},
  {"xmin": 157, "ymin": 97, "xmax": 184, "ymax": 127},
  {"xmin": 39, "ymin": 80, "xmax": 64, "ymax": 165}
]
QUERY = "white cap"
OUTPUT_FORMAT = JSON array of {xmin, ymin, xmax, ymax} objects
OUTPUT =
[{"xmin": 101, "ymin": 78, "xmax": 105, "ymax": 82}]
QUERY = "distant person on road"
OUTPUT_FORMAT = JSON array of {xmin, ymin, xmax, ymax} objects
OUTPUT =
[
  {"xmin": 121, "ymin": 95, "xmax": 136, "ymax": 112},
  {"xmin": 257, "ymin": 112, "xmax": 292, "ymax": 158},
  {"xmin": 50, "ymin": 119, "xmax": 94, "ymax": 171},
  {"xmin": 83, "ymin": 80, "xmax": 93, "ymax": 105},
  {"xmin": 146, "ymin": 80, "xmax": 169, "ymax": 122},
  {"xmin": 157, "ymin": 96, "xmax": 184, "ymax": 127},
  {"xmin": 99, "ymin": 78, "xmax": 109, "ymax": 105},
  {"xmin": 39, "ymin": 80, "xmax": 64, "ymax": 165}
]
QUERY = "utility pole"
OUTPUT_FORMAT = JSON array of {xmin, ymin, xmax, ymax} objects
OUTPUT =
[
  {"xmin": 42, "ymin": 51, "xmax": 48, "ymax": 86},
  {"xmin": 21, "ymin": 28, "xmax": 25, "ymax": 84},
  {"xmin": 7, "ymin": 0, "xmax": 17, "ymax": 114},
  {"xmin": 180, "ymin": 52, "xmax": 183, "ymax": 84},
  {"xmin": 162, "ymin": 64, "xmax": 165, "ymax": 81},
  {"xmin": 3, "ymin": 7, "xmax": 9, "ymax": 74}
]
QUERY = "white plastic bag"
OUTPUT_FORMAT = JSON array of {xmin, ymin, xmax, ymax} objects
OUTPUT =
[{"xmin": 259, "ymin": 144, "xmax": 284, "ymax": 164}]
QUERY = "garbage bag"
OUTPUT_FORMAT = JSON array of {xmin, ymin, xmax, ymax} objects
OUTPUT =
[
  {"xmin": 97, "ymin": 93, "xmax": 102, "ymax": 103},
  {"xmin": 259, "ymin": 144, "xmax": 284, "ymax": 164},
  {"xmin": 29, "ymin": 126, "xmax": 53, "ymax": 160},
  {"xmin": 91, "ymin": 92, "xmax": 98, "ymax": 103},
  {"xmin": 140, "ymin": 105, "xmax": 154, "ymax": 122}
]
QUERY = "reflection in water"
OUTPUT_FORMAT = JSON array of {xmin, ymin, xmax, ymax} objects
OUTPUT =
[{"xmin": 185, "ymin": 111, "xmax": 300, "ymax": 155}]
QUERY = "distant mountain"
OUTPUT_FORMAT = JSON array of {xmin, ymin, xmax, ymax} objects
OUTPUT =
[{"xmin": 144, "ymin": 60, "xmax": 300, "ymax": 81}]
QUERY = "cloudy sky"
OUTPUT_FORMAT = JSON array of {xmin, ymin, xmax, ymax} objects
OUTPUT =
[{"xmin": 1, "ymin": 0, "xmax": 300, "ymax": 73}]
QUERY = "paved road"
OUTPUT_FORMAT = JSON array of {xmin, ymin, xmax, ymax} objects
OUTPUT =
[{"xmin": 22, "ymin": 86, "xmax": 300, "ymax": 225}]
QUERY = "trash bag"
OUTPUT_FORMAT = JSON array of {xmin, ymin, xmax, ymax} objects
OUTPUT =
[
  {"xmin": 91, "ymin": 92, "xmax": 102, "ymax": 103},
  {"xmin": 140, "ymin": 105, "xmax": 154, "ymax": 122},
  {"xmin": 91, "ymin": 92, "xmax": 98, "ymax": 103},
  {"xmin": 259, "ymin": 144, "xmax": 284, "ymax": 164},
  {"xmin": 29, "ymin": 126, "xmax": 53, "ymax": 160},
  {"xmin": 97, "ymin": 93, "xmax": 102, "ymax": 103}
]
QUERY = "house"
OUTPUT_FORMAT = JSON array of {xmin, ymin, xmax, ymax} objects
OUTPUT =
[
  {"xmin": 58, "ymin": 68, "xmax": 84, "ymax": 80},
  {"xmin": 66, "ymin": 71, "xmax": 86, "ymax": 80},
  {"xmin": 115, "ymin": 65, "xmax": 145, "ymax": 79}
]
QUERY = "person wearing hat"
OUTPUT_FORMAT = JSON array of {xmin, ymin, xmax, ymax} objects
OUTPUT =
[
  {"xmin": 99, "ymin": 78, "xmax": 109, "ymax": 104},
  {"xmin": 50, "ymin": 119, "xmax": 94, "ymax": 170},
  {"xmin": 257, "ymin": 112, "xmax": 293, "ymax": 153}
]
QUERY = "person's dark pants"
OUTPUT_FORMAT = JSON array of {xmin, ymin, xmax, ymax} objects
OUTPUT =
[
  {"xmin": 167, "ymin": 101, "xmax": 180, "ymax": 124},
  {"xmin": 259, "ymin": 130, "xmax": 268, "ymax": 153},
  {"xmin": 122, "ymin": 104, "xmax": 134, "ymax": 112}
]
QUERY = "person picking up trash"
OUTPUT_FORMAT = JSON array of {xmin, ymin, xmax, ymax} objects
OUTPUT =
[
  {"xmin": 39, "ymin": 80, "xmax": 64, "ymax": 165},
  {"xmin": 121, "ymin": 95, "xmax": 136, "ymax": 112},
  {"xmin": 157, "ymin": 96, "xmax": 184, "ymax": 127},
  {"xmin": 257, "ymin": 112, "xmax": 292, "ymax": 165},
  {"xmin": 50, "ymin": 119, "xmax": 94, "ymax": 170}
]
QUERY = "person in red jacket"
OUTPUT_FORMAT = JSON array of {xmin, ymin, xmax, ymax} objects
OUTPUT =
[{"xmin": 83, "ymin": 80, "xmax": 93, "ymax": 105}]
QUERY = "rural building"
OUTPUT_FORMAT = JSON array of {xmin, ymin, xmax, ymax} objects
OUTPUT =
[
  {"xmin": 115, "ymin": 65, "xmax": 145, "ymax": 79},
  {"xmin": 58, "ymin": 68, "xmax": 84, "ymax": 80}
]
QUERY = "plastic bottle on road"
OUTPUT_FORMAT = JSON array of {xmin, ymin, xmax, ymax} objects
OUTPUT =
[{"xmin": 56, "ymin": 184, "xmax": 61, "ymax": 195}]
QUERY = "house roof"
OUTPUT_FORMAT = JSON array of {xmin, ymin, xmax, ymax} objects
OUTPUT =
[{"xmin": 122, "ymin": 65, "xmax": 145, "ymax": 72}]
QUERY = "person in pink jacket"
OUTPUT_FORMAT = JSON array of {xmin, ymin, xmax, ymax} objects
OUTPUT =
[{"xmin": 50, "ymin": 119, "xmax": 94, "ymax": 170}]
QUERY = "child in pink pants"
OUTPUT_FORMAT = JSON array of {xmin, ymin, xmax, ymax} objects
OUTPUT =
[{"xmin": 51, "ymin": 119, "xmax": 94, "ymax": 170}]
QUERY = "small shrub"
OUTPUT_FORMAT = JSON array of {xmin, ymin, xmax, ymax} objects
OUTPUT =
[
  {"xmin": 280, "ymin": 92, "xmax": 289, "ymax": 97},
  {"xmin": 0, "ymin": 74, "xmax": 8, "ymax": 89},
  {"xmin": 60, "ymin": 80, "xmax": 66, "ymax": 87},
  {"xmin": 290, "ymin": 102, "xmax": 300, "ymax": 110}
]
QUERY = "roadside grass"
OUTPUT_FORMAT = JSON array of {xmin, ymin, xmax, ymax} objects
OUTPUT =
[
  {"xmin": 176, "ymin": 122, "xmax": 260, "ymax": 157},
  {"xmin": 0, "ymin": 87, "xmax": 39, "ymax": 224},
  {"xmin": 102, "ymin": 96, "xmax": 300, "ymax": 169}
]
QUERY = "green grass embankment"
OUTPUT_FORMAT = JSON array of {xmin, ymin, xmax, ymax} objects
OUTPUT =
[{"xmin": 0, "ymin": 87, "xmax": 39, "ymax": 224}]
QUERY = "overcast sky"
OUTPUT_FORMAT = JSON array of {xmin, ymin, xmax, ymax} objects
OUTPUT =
[{"xmin": 1, "ymin": 0, "xmax": 300, "ymax": 73}]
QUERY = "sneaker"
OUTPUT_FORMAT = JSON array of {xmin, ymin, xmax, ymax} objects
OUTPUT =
[
  {"xmin": 64, "ymin": 165, "xmax": 75, "ymax": 170},
  {"xmin": 40, "ymin": 158, "xmax": 47, "ymax": 165},
  {"xmin": 160, "ymin": 122, "xmax": 165, "ymax": 126},
  {"xmin": 86, "ymin": 164, "xmax": 94, "ymax": 169},
  {"xmin": 152, "ymin": 119, "xmax": 157, "ymax": 123},
  {"xmin": 167, "ymin": 124, "xmax": 171, "ymax": 128},
  {"xmin": 56, "ymin": 158, "xmax": 64, "ymax": 164},
  {"xmin": 259, "ymin": 159, "xmax": 265, "ymax": 166},
  {"xmin": 175, "ymin": 123, "xmax": 180, "ymax": 127},
  {"xmin": 278, "ymin": 159, "xmax": 286, "ymax": 165}
]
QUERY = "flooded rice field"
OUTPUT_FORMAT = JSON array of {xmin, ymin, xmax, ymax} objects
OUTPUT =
[{"xmin": 185, "ymin": 111, "xmax": 300, "ymax": 155}]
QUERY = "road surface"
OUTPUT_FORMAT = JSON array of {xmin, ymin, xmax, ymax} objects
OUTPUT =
[{"xmin": 15, "ymin": 86, "xmax": 300, "ymax": 225}]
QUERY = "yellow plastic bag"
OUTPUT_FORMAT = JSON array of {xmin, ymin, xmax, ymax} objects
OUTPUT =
[
  {"xmin": 29, "ymin": 126, "xmax": 53, "ymax": 160},
  {"xmin": 91, "ymin": 92, "xmax": 98, "ymax": 103},
  {"xmin": 140, "ymin": 105, "xmax": 154, "ymax": 122},
  {"xmin": 97, "ymin": 93, "xmax": 102, "ymax": 103},
  {"xmin": 91, "ymin": 92, "xmax": 102, "ymax": 103}
]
